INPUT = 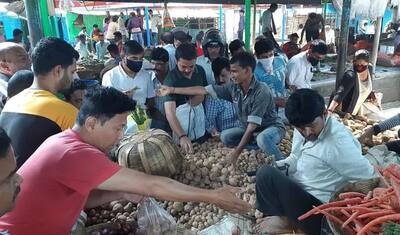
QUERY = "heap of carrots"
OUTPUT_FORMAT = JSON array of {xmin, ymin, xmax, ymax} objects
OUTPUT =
[{"xmin": 298, "ymin": 164, "xmax": 400, "ymax": 235}]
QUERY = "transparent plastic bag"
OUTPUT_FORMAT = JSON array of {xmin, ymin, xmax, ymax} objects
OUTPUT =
[{"xmin": 137, "ymin": 198, "xmax": 177, "ymax": 235}]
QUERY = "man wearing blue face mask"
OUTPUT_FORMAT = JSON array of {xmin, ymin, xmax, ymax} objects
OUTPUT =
[{"xmin": 102, "ymin": 40, "xmax": 156, "ymax": 109}]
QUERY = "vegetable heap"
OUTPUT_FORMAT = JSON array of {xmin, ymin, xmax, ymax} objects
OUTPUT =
[{"xmin": 299, "ymin": 164, "xmax": 400, "ymax": 235}]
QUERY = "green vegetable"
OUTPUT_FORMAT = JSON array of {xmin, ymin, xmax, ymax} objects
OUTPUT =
[
  {"xmin": 383, "ymin": 222, "xmax": 400, "ymax": 235},
  {"xmin": 130, "ymin": 107, "xmax": 147, "ymax": 125}
]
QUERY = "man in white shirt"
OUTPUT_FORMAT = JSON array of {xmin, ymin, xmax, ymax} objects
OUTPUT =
[
  {"xmin": 102, "ymin": 40, "xmax": 156, "ymax": 109},
  {"xmin": 196, "ymin": 31, "xmax": 226, "ymax": 85},
  {"xmin": 286, "ymin": 40, "xmax": 327, "ymax": 90},
  {"xmin": 95, "ymin": 33, "xmax": 110, "ymax": 60},
  {"xmin": 259, "ymin": 4, "xmax": 279, "ymax": 49},
  {"xmin": 75, "ymin": 34, "xmax": 90, "ymax": 61},
  {"xmin": 254, "ymin": 89, "xmax": 376, "ymax": 235}
]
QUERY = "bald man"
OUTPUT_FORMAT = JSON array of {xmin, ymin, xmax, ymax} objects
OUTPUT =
[{"xmin": 0, "ymin": 42, "xmax": 31, "ymax": 109}]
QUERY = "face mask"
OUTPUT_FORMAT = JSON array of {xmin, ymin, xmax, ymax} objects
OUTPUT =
[
  {"xmin": 126, "ymin": 59, "xmax": 143, "ymax": 72},
  {"xmin": 354, "ymin": 64, "xmax": 368, "ymax": 73},
  {"xmin": 307, "ymin": 56, "xmax": 319, "ymax": 66},
  {"xmin": 259, "ymin": 56, "xmax": 274, "ymax": 74}
]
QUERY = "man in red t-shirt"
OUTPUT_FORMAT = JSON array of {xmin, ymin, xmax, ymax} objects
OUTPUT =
[
  {"xmin": 0, "ymin": 87, "xmax": 251, "ymax": 235},
  {"xmin": 282, "ymin": 33, "xmax": 300, "ymax": 59}
]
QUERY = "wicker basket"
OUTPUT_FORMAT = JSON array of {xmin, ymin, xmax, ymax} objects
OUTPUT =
[
  {"xmin": 116, "ymin": 129, "xmax": 183, "ymax": 177},
  {"xmin": 327, "ymin": 178, "xmax": 385, "ymax": 235}
]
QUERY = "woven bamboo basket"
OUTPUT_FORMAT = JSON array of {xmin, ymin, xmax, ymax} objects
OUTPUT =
[
  {"xmin": 327, "ymin": 178, "xmax": 385, "ymax": 235},
  {"xmin": 116, "ymin": 129, "xmax": 183, "ymax": 177}
]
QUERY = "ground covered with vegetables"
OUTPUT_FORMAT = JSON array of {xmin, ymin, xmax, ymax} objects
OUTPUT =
[{"xmin": 85, "ymin": 115, "xmax": 399, "ymax": 234}]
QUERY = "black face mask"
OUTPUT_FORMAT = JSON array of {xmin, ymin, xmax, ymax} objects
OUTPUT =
[
  {"xmin": 126, "ymin": 59, "xmax": 143, "ymax": 73},
  {"xmin": 354, "ymin": 64, "xmax": 368, "ymax": 73},
  {"xmin": 307, "ymin": 56, "xmax": 319, "ymax": 66}
]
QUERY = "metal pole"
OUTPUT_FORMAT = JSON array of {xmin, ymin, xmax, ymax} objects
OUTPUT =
[
  {"xmin": 252, "ymin": 0, "xmax": 257, "ymax": 46},
  {"xmin": 392, "ymin": 6, "xmax": 399, "ymax": 23},
  {"xmin": 219, "ymin": 5, "xmax": 223, "ymax": 32},
  {"xmin": 244, "ymin": 0, "xmax": 251, "ymax": 49},
  {"xmin": 23, "ymin": 0, "xmax": 43, "ymax": 47},
  {"xmin": 145, "ymin": 7, "xmax": 151, "ymax": 47},
  {"xmin": 371, "ymin": 17, "xmax": 383, "ymax": 75},
  {"xmin": 336, "ymin": 0, "xmax": 352, "ymax": 89}
]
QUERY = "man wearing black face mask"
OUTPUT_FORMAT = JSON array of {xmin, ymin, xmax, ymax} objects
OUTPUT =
[
  {"xmin": 286, "ymin": 40, "xmax": 327, "ymax": 91},
  {"xmin": 102, "ymin": 40, "xmax": 156, "ymax": 109}
]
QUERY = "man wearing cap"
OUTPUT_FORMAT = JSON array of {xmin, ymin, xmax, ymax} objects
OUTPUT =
[{"xmin": 196, "ymin": 31, "xmax": 226, "ymax": 85}]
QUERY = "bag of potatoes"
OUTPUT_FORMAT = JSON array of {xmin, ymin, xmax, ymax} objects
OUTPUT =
[{"xmin": 137, "ymin": 198, "xmax": 177, "ymax": 235}]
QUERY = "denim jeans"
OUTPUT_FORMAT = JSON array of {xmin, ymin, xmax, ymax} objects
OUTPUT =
[
  {"xmin": 130, "ymin": 32, "xmax": 144, "ymax": 46},
  {"xmin": 152, "ymin": 32, "xmax": 159, "ymax": 46},
  {"xmin": 220, "ymin": 126, "xmax": 285, "ymax": 161}
]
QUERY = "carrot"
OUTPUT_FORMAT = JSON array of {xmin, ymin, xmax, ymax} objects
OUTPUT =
[
  {"xmin": 339, "ymin": 192, "xmax": 366, "ymax": 200},
  {"xmin": 322, "ymin": 206, "xmax": 379, "ymax": 214},
  {"xmin": 357, "ymin": 199, "xmax": 379, "ymax": 208},
  {"xmin": 298, "ymin": 198, "xmax": 362, "ymax": 220},
  {"xmin": 342, "ymin": 211, "xmax": 360, "ymax": 228},
  {"xmin": 364, "ymin": 191, "xmax": 372, "ymax": 200},
  {"xmin": 313, "ymin": 207, "xmax": 355, "ymax": 235},
  {"xmin": 390, "ymin": 176, "xmax": 400, "ymax": 204},
  {"xmin": 357, "ymin": 210, "xmax": 395, "ymax": 219},
  {"xmin": 341, "ymin": 210, "xmax": 365, "ymax": 230},
  {"xmin": 356, "ymin": 213, "xmax": 400, "ymax": 235}
]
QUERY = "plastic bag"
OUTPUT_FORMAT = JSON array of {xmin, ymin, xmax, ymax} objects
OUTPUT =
[
  {"xmin": 175, "ymin": 103, "xmax": 205, "ymax": 141},
  {"xmin": 137, "ymin": 198, "xmax": 177, "ymax": 235}
]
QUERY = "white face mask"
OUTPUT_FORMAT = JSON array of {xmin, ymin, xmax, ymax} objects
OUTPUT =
[{"xmin": 259, "ymin": 56, "xmax": 274, "ymax": 74}]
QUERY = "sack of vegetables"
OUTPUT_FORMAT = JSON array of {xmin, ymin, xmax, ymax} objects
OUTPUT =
[{"xmin": 116, "ymin": 129, "xmax": 183, "ymax": 177}]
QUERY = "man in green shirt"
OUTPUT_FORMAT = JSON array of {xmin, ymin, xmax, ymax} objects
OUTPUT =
[{"xmin": 164, "ymin": 43, "xmax": 208, "ymax": 153}]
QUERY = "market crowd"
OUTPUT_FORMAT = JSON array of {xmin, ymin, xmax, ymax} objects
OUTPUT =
[{"xmin": 0, "ymin": 4, "xmax": 399, "ymax": 235}]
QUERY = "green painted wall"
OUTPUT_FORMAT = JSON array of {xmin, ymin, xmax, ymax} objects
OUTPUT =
[{"xmin": 66, "ymin": 12, "xmax": 106, "ymax": 40}]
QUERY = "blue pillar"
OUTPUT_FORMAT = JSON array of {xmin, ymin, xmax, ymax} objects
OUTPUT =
[
  {"xmin": 219, "ymin": 5, "xmax": 223, "ymax": 32},
  {"xmin": 281, "ymin": 5, "xmax": 286, "ymax": 43},
  {"xmin": 145, "ymin": 7, "xmax": 151, "ymax": 47}
]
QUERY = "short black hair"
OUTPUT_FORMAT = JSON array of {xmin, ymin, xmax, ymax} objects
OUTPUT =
[
  {"xmin": 114, "ymin": 31, "xmax": 122, "ymax": 39},
  {"xmin": 270, "ymin": 3, "xmax": 278, "ymax": 9},
  {"xmin": 230, "ymin": 52, "xmax": 256, "ymax": 72},
  {"xmin": 254, "ymin": 38, "xmax": 274, "ymax": 56},
  {"xmin": 310, "ymin": 39, "xmax": 328, "ymax": 55},
  {"xmin": 195, "ymin": 31, "xmax": 204, "ymax": 43},
  {"xmin": 151, "ymin": 47, "xmax": 169, "ymax": 62},
  {"xmin": 7, "ymin": 70, "xmax": 34, "ymax": 98},
  {"xmin": 285, "ymin": 89, "xmax": 325, "ymax": 127},
  {"xmin": 173, "ymin": 31, "xmax": 189, "ymax": 43},
  {"xmin": 148, "ymin": 9, "xmax": 153, "ymax": 13},
  {"xmin": 212, "ymin": 57, "xmax": 230, "ymax": 83},
  {"xmin": 77, "ymin": 87, "xmax": 136, "ymax": 126},
  {"xmin": 229, "ymin": 39, "xmax": 244, "ymax": 55},
  {"xmin": 82, "ymin": 26, "xmax": 87, "ymax": 30},
  {"xmin": 0, "ymin": 127, "xmax": 11, "ymax": 159},
  {"xmin": 175, "ymin": 42, "xmax": 197, "ymax": 61},
  {"xmin": 93, "ymin": 24, "xmax": 98, "ymax": 28},
  {"xmin": 63, "ymin": 79, "xmax": 87, "ymax": 101},
  {"xmin": 31, "ymin": 37, "xmax": 79, "ymax": 76},
  {"xmin": 13, "ymin": 29, "xmax": 23, "ymax": 37},
  {"xmin": 123, "ymin": 40, "xmax": 144, "ymax": 56},
  {"xmin": 240, "ymin": 9, "xmax": 245, "ymax": 13},
  {"xmin": 112, "ymin": 15, "xmax": 118, "ymax": 22},
  {"xmin": 107, "ymin": 44, "xmax": 119, "ymax": 55},
  {"xmin": 161, "ymin": 32, "xmax": 174, "ymax": 44}
]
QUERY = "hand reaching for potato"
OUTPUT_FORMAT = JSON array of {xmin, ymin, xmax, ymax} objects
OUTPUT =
[
  {"xmin": 226, "ymin": 149, "xmax": 241, "ymax": 167},
  {"xmin": 358, "ymin": 127, "xmax": 374, "ymax": 146},
  {"xmin": 211, "ymin": 186, "xmax": 252, "ymax": 214}
]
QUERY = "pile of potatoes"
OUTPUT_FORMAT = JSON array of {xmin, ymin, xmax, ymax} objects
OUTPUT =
[
  {"xmin": 159, "ymin": 131, "xmax": 295, "ymax": 231},
  {"xmin": 85, "ymin": 200, "xmax": 137, "ymax": 234},
  {"xmin": 339, "ymin": 115, "xmax": 399, "ymax": 154}
]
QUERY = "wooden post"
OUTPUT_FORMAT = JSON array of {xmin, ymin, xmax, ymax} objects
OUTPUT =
[
  {"xmin": 371, "ymin": 17, "xmax": 383, "ymax": 75},
  {"xmin": 336, "ymin": 0, "xmax": 352, "ymax": 89},
  {"xmin": 23, "ymin": 0, "xmax": 43, "ymax": 47},
  {"xmin": 244, "ymin": 0, "xmax": 251, "ymax": 49}
]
